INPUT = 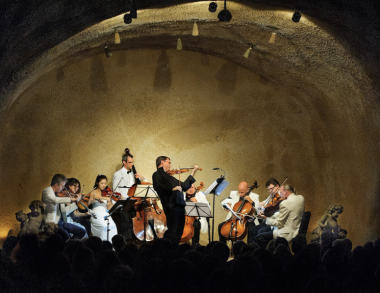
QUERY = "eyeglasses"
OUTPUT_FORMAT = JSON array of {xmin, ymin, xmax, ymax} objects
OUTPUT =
[{"xmin": 267, "ymin": 187, "xmax": 274, "ymax": 192}]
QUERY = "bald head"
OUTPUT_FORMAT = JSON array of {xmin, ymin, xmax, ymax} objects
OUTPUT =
[{"xmin": 237, "ymin": 181, "xmax": 249, "ymax": 197}]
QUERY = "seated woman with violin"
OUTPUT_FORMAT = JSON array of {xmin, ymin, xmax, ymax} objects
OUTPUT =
[
  {"xmin": 62, "ymin": 178, "xmax": 92, "ymax": 237},
  {"xmin": 86, "ymin": 175, "xmax": 118, "ymax": 241}
]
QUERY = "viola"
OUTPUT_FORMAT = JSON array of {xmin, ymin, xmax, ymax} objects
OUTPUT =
[
  {"xmin": 220, "ymin": 181, "xmax": 258, "ymax": 241},
  {"xmin": 101, "ymin": 186, "xmax": 123, "ymax": 201},
  {"xmin": 258, "ymin": 177, "xmax": 288, "ymax": 217},
  {"xmin": 180, "ymin": 182, "xmax": 204, "ymax": 243}
]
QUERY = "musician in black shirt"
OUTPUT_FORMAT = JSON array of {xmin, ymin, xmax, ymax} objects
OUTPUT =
[{"xmin": 152, "ymin": 156, "xmax": 199, "ymax": 245}]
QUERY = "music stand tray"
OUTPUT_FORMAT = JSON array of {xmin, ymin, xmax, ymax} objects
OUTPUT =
[
  {"xmin": 131, "ymin": 185, "xmax": 159, "ymax": 199},
  {"xmin": 108, "ymin": 198, "xmax": 137, "ymax": 215},
  {"xmin": 185, "ymin": 202, "xmax": 213, "ymax": 218}
]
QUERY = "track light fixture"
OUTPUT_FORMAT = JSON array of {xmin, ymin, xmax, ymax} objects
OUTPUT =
[
  {"xmin": 209, "ymin": 2, "xmax": 217, "ymax": 13},
  {"xmin": 269, "ymin": 32, "xmax": 276, "ymax": 44},
  {"xmin": 130, "ymin": 0, "xmax": 137, "ymax": 18},
  {"xmin": 243, "ymin": 44, "xmax": 253, "ymax": 58},
  {"xmin": 292, "ymin": 11, "xmax": 301, "ymax": 22},
  {"xmin": 124, "ymin": 13, "xmax": 132, "ymax": 24},
  {"xmin": 192, "ymin": 21, "xmax": 199, "ymax": 36},
  {"xmin": 218, "ymin": 0, "xmax": 232, "ymax": 22},
  {"xmin": 177, "ymin": 37, "xmax": 182, "ymax": 50},
  {"xmin": 104, "ymin": 44, "xmax": 112, "ymax": 58}
]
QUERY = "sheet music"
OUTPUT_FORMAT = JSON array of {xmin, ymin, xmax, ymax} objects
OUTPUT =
[
  {"xmin": 203, "ymin": 180, "xmax": 218, "ymax": 195},
  {"xmin": 215, "ymin": 180, "xmax": 229, "ymax": 196}
]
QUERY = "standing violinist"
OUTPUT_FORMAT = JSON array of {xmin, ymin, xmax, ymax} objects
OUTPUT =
[
  {"xmin": 185, "ymin": 183, "xmax": 210, "ymax": 247},
  {"xmin": 218, "ymin": 181, "xmax": 260, "ymax": 244},
  {"xmin": 152, "ymin": 156, "xmax": 199, "ymax": 245},
  {"xmin": 248, "ymin": 178, "xmax": 281, "ymax": 244},
  {"xmin": 41, "ymin": 174, "xmax": 86, "ymax": 241},
  {"xmin": 112, "ymin": 148, "xmax": 146, "ymax": 241}
]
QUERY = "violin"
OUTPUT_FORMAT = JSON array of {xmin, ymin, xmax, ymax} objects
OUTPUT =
[
  {"xmin": 58, "ymin": 187, "xmax": 97, "ymax": 219},
  {"xmin": 259, "ymin": 177, "xmax": 288, "ymax": 217},
  {"xmin": 167, "ymin": 167, "xmax": 203, "ymax": 175},
  {"xmin": 56, "ymin": 189, "xmax": 78, "ymax": 198},
  {"xmin": 101, "ymin": 186, "xmax": 123, "ymax": 201},
  {"xmin": 220, "ymin": 181, "xmax": 258, "ymax": 241},
  {"xmin": 180, "ymin": 182, "xmax": 204, "ymax": 243}
]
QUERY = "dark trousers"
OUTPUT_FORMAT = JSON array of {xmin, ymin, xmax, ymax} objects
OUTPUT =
[
  {"xmin": 112, "ymin": 212, "xmax": 133, "ymax": 240},
  {"xmin": 248, "ymin": 222, "xmax": 272, "ymax": 244},
  {"xmin": 192, "ymin": 218, "xmax": 201, "ymax": 247},
  {"xmin": 70, "ymin": 214, "xmax": 91, "ymax": 237},
  {"xmin": 255, "ymin": 230, "xmax": 274, "ymax": 249},
  {"xmin": 162, "ymin": 203, "xmax": 185, "ymax": 246},
  {"xmin": 57, "ymin": 220, "xmax": 86, "ymax": 241}
]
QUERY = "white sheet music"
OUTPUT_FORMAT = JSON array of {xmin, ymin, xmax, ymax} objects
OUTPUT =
[{"xmin": 203, "ymin": 180, "xmax": 218, "ymax": 195}]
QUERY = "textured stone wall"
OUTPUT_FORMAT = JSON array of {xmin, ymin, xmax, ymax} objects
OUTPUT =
[{"xmin": 0, "ymin": 48, "xmax": 379, "ymax": 247}]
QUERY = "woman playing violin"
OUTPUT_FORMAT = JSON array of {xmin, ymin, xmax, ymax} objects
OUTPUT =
[
  {"xmin": 86, "ymin": 175, "xmax": 118, "ymax": 241},
  {"xmin": 64, "ymin": 178, "xmax": 92, "ymax": 237}
]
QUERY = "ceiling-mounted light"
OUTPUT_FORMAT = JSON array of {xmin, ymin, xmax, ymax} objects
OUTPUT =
[
  {"xmin": 177, "ymin": 37, "xmax": 182, "ymax": 50},
  {"xmin": 218, "ymin": 0, "xmax": 232, "ymax": 22},
  {"xmin": 243, "ymin": 44, "xmax": 252, "ymax": 58},
  {"xmin": 104, "ymin": 44, "xmax": 112, "ymax": 58},
  {"xmin": 124, "ymin": 13, "xmax": 132, "ymax": 24},
  {"xmin": 292, "ymin": 11, "xmax": 301, "ymax": 22},
  {"xmin": 114, "ymin": 28, "xmax": 121, "ymax": 44},
  {"xmin": 130, "ymin": 0, "xmax": 137, "ymax": 18},
  {"xmin": 209, "ymin": 2, "xmax": 217, "ymax": 13},
  {"xmin": 192, "ymin": 21, "xmax": 199, "ymax": 36},
  {"xmin": 269, "ymin": 32, "xmax": 276, "ymax": 44}
]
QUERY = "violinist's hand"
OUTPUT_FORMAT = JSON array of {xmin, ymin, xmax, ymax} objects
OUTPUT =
[
  {"xmin": 190, "ymin": 198, "xmax": 198, "ymax": 202},
  {"xmin": 173, "ymin": 186, "xmax": 182, "ymax": 192},
  {"xmin": 87, "ymin": 209, "xmax": 93, "ymax": 216},
  {"xmin": 244, "ymin": 196, "xmax": 253, "ymax": 203},
  {"xmin": 135, "ymin": 173, "xmax": 145, "ymax": 180},
  {"xmin": 191, "ymin": 165, "xmax": 199, "ymax": 176},
  {"xmin": 257, "ymin": 212, "xmax": 267, "ymax": 220},
  {"xmin": 70, "ymin": 197, "xmax": 77, "ymax": 203}
]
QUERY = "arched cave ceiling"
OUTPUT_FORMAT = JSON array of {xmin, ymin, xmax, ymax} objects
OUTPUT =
[{"xmin": 0, "ymin": 0, "xmax": 380, "ymax": 115}]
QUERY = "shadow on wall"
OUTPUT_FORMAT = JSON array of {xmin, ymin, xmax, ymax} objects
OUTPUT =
[
  {"xmin": 154, "ymin": 50, "xmax": 171, "ymax": 92},
  {"xmin": 215, "ymin": 60, "xmax": 237, "ymax": 95},
  {"xmin": 90, "ymin": 55, "xmax": 108, "ymax": 93}
]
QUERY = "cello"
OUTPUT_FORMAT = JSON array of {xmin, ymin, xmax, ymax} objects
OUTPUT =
[
  {"xmin": 220, "ymin": 181, "xmax": 258, "ymax": 241},
  {"xmin": 180, "ymin": 182, "xmax": 204, "ymax": 243},
  {"xmin": 130, "ymin": 181, "xmax": 168, "ymax": 242}
]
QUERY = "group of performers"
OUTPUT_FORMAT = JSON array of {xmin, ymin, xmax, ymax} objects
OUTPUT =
[{"xmin": 40, "ymin": 148, "xmax": 305, "ymax": 248}]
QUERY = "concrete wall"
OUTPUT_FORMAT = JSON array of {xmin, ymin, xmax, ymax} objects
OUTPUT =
[{"xmin": 0, "ymin": 48, "xmax": 379, "ymax": 247}]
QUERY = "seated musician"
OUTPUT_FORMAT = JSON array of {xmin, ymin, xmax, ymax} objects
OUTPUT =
[
  {"xmin": 248, "ymin": 178, "xmax": 281, "ymax": 244},
  {"xmin": 185, "ymin": 183, "xmax": 210, "ymax": 247},
  {"xmin": 218, "ymin": 181, "xmax": 260, "ymax": 244},
  {"xmin": 41, "ymin": 174, "xmax": 86, "ymax": 241},
  {"xmin": 65, "ymin": 178, "xmax": 92, "ymax": 238},
  {"xmin": 253, "ymin": 184, "xmax": 305, "ymax": 249},
  {"xmin": 112, "ymin": 148, "xmax": 146, "ymax": 241}
]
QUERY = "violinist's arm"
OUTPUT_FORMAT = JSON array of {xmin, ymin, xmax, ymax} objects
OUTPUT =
[
  {"xmin": 106, "ymin": 197, "xmax": 114, "ymax": 210},
  {"xmin": 265, "ymin": 205, "xmax": 290, "ymax": 229},
  {"xmin": 73, "ymin": 209, "xmax": 92, "ymax": 217}
]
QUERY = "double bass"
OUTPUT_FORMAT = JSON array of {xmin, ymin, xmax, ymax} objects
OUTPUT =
[
  {"xmin": 220, "ymin": 181, "xmax": 258, "ymax": 241},
  {"xmin": 180, "ymin": 182, "xmax": 204, "ymax": 243}
]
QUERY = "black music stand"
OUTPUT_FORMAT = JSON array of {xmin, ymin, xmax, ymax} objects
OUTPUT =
[
  {"xmin": 105, "ymin": 198, "xmax": 136, "ymax": 241},
  {"xmin": 131, "ymin": 185, "xmax": 160, "ymax": 242},
  {"xmin": 203, "ymin": 177, "xmax": 229, "ymax": 242}
]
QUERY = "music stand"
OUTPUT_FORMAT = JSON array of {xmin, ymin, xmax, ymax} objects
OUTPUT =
[
  {"xmin": 203, "ymin": 177, "xmax": 229, "ymax": 241},
  {"xmin": 105, "ymin": 198, "xmax": 136, "ymax": 241},
  {"xmin": 130, "ymin": 185, "xmax": 160, "ymax": 241}
]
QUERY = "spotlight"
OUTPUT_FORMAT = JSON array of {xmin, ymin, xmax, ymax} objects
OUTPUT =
[
  {"xmin": 104, "ymin": 44, "xmax": 112, "ymax": 58},
  {"xmin": 269, "ymin": 32, "xmax": 276, "ymax": 44},
  {"xmin": 114, "ymin": 29, "xmax": 121, "ymax": 44},
  {"xmin": 243, "ymin": 44, "xmax": 252, "ymax": 58},
  {"xmin": 192, "ymin": 21, "xmax": 199, "ymax": 36},
  {"xmin": 124, "ymin": 13, "xmax": 132, "ymax": 24},
  {"xmin": 292, "ymin": 11, "xmax": 301, "ymax": 22},
  {"xmin": 177, "ymin": 37, "xmax": 182, "ymax": 50},
  {"xmin": 218, "ymin": 0, "xmax": 232, "ymax": 22},
  {"xmin": 209, "ymin": 2, "xmax": 217, "ymax": 13}
]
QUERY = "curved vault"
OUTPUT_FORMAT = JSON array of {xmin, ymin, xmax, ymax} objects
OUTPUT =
[{"xmin": 0, "ymin": 1, "xmax": 379, "ymax": 246}]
